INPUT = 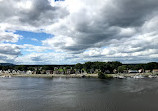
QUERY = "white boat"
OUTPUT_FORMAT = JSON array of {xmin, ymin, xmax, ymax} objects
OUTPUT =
[
  {"xmin": 0, "ymin": 76, "xmax": 5, "ymax": 78},
  {"xmin": 0, "ymin": 75, "xmax": 11, "ymax": 78},
  {"xmin": 148, "ymin": 75, "xmax": 157, "ymax": 78},
  {"xmin": 133, "ymin": 75, "xmax": 144, "ymax": 79},
  {"xmin": 118, "ymin": 76, "xmax": 126, "ymax": 79}
]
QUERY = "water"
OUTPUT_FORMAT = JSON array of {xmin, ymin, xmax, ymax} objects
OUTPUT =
[{"xmin": 0, "ymin": 77, "xmax": 158, "ymax": 111}]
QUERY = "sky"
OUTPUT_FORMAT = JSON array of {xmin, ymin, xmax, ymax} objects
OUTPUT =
[{"xmin": 0, "ymin": 0, "xmax": 158, "ymax": 65}]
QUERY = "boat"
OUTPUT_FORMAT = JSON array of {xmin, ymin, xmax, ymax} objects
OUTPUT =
[
  {"xmin": 118, "ymin": 76, "xmax": 126, "ymax": 79},
  {"xmin": 133, "ymin": 75, "xmax": 144, "ymax": 79},
  {"xmin": 148, "ymin": 75, "xmax": 157, "ymax": 78},
  {"xmin": 0, "ymin": 76, "xmax": 5, "ymax": 78},
  {"xmin": 0, "ymin": 75, "xmax": 11, "ymax": 78}
]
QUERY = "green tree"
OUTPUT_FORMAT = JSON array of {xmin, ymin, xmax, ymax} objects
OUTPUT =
[
  {"xmin": 75, "ymin": 63, "xmax": 83, "ymax": 70},
  {"xmin": 84, "ymin": 62, "xmax": 94, "ymax": 73},
  {"xmin": 145, "ymin": 62, "xmax": 158, "ymax": 70},
  {"xmin": 117, "ymin": 65, "xmax": 127, "ymax": 73},
  {"xmin": 98, "ymin": 72, "xmax": 106, "ymax": 79}
]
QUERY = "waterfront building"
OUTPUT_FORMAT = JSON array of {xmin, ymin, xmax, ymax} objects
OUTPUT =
[
  {"xmin": 128, "ymin": 70, "xmax": 139, "ymax": 73},
  {"xmin": 152, "ymin": 69, "xmax": 158, "ymax": 74},
  {"xmin": 145, "ymin": 70, "xmax": 150, "ymax": 73}
]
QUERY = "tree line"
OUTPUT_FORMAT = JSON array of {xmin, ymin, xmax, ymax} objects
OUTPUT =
[
  {"xmin": 0, "ymin": 62, "xmax": 158, "ymax": 74},
  {"xmin": 75, "ymin": 61, "xmax": 158, "ymax": 73}
]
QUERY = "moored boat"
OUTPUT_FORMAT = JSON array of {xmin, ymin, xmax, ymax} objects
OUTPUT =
[
  {"xmin": 133, "ymin": 75, "xmax": 144, "ymax": 79},
  {"xmin": 0, "ymin": 75, "xmax": 5, "ymax": 78},
  {"xmin": 148, "ymin": 75, "xmax": 157, "ymax": 78},
  {"xmin": 118, "ymin": 76, "xmax": 126, "ymax": 79}
]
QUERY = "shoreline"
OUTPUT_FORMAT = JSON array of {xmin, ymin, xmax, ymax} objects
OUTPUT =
[
  {"xmin": 1, "ymin": 74, "xmax": 98, "ymax": 78},
  {"xmin": 0, "ymin": 73, "xmax": 157, "ymax": 78}
]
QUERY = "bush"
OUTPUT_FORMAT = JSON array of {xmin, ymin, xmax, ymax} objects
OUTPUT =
[
  {"xmin": 98, "ymin": 72, "xmax": 106, "ymax": 79},
  {"xmin": 98, "ymin": 72, "xmax": 113, "ymax": 79}
]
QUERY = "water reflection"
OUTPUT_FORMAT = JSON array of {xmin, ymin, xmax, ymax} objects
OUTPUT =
[{"xmin": 0, "ymin": 77, "xmax": 158, "ymax": 111}]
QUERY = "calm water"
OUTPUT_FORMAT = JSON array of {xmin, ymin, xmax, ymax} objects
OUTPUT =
[{"xmin": 0, "ymin": 77, "xmax": 158, "ymax": 111}]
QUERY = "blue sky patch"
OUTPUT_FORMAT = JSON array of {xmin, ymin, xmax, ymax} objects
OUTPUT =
[{"xmin": 15, "ymin": 31, "xmax": 52, "ymax": 46}]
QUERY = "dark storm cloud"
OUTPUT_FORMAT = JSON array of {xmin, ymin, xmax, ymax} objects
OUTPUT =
[
  {"xmin": 104, "ymin": 0, "xmax": 158, "ymax": 27},
  {"xmin": 19, "ymin": 0, "xmax": 69, "ymax": 26},
  {"xmin": 0, "ymin": 0, "xmax": 158, "ymax": 64},
  {"xmin": 43, "ymin": 0, "xmax": 158, "ymax": 54},
  {"xmin": 0, "ymin": 0, "xmax": 69, "ymax": 26}
]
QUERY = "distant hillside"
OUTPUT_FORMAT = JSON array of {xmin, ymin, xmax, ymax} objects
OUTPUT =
[{"xmin": 0, "ymin": 63, "xmax": 15, "ymax": 66}]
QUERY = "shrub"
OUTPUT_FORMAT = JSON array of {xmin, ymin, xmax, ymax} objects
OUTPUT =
[
  {"xmin": 98, "ymin": 72, "xmax": 113, "ymax": 79},
  {"xmin": 98, "ymin": 72, "xmax": 106, "ymax": 79}
]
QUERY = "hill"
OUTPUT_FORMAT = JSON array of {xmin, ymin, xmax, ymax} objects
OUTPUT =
[{"xmin": 0, "ymin": 63, "xmax": 15, "ymax": 66}]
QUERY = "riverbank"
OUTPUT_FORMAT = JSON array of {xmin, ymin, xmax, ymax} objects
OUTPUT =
[
  {"xmin": 0, "ymin": 73, "xmax": 157, "ymax": 78},
  {"xmin": 1, "ymin": 74, "xmax": 98, "ymax": 78},
  {"xmin": 108, "ymin": 73, "xmax": 153, "ymax": 77}
]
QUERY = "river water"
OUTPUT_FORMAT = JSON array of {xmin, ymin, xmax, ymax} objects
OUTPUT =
[{"xmin": 0, "ymin": 77, "xmax": 158, "ymax": 111}]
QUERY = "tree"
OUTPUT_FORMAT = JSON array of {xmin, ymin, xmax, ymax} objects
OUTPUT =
[
  {"xmin": 117, "ymin": 65, "xmax": 127, "ymax": 73},
  {"xmin": 108, "ymin": 61, "xmax": 122, "ymax": 69},
  {"xmin": 0, "ymin": 65, "xmax": 2, "ymax": 70},
  {"xmin": 43, "ymin": 65, "xmax": 54, "ymax": 70},
  {"xmin": 98, "ymin": 72, "xmax": 106, "ymax": 79},
  {"xmin": 145, "ymin": 62, "xmax": 158, "ymax": 70},
  {"xmin": 84, "ymin": 62, "xmax": 94, "ymax": 73},
  {"xmin": 99, "ymin": 63, "xmax": 109, "ymax": 73},
  {"xmin": 75, "ymin": 63, "xmax": 83, "ymax": 70}
]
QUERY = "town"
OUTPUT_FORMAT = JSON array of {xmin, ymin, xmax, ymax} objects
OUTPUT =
[{"xmin": 0, "ymin": 61, "xmax": 158, "ymax": 78}]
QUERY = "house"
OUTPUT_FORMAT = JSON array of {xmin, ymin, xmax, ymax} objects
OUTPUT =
[
  {"xmin": 21, "ymin": 71, "xmax": 26, "ymax": 74},
  {"xmin": 54, "ymin": 67, "xmax": 58, "ymax": 71},
  {"xmin": 33, "ymin": 71, "xmax": 37, "ymax": 74},
  {"xmin": 46, "ymin": 70, "xmax": 53, "ymax": 74},
  {"xmin": 53, "ymin": 70, "xmax": 60, "ymax": 74},
  {"xmin": 65, "ymin": 69, "xmax": 72, "ymax": 74},
  {"xmin": 7, "ymin": 69, "xmax": 11, "ymax": 74},
  {"xmin": 138, "ymin": 69, "xmax": 144, "ymax": 73},
  {"xmin": 40, "ymin": 70, "xmax": 46, "ymax": 74},
  {"xmin": 105, "ymin": 70, "xmax": 110, "ymax": 74},
  {"xmin": 12, "ymin": 70, "xmax": 17, "ymax": 74},
  {"xmin": 16, "ymin": 70, "xmax": 21, "ymax": 74},
  {"xmin": 113, "ymin": 69, "xmax": 117, "ymax": 74},
  {"xmin": 94, "ymin": 69, "xmax": 101, "ymax": 74},
  {"xmin": 128, "ymin": 70, "xmax": 138, "ymax": 73},
  {"xmin": 145, "ymin": 70, "xmax": 150, "ymax": 73},
  {"xmin": 81, "ymin": 69, "xmax": 87, "ymax": 74},
  {"xmin": 75, "ymin": 69, "xmax": 81, "ymax": 74},
  {"xmin": 90, "ymin": 69, "xmax": 95, "ymax": 74},
  {"xmin": 60, "ymin": 71, "xmax": 65, "ymax": 74},
  {"xmin": 4, "ymin": 70, "xmax": 10, "ymax": 74},
  {"xmin": 152, "ymin": 69, "xmax": 158, "ymax": 74},
  {"xmin": 123, "ymin": 70, "xmax": 128, "ymax": 73},
  {"xmin": 67, "ymin": 69, "xmax": 75, "ymax": 74},
  {"xmin": 26, "ymin": 70, "xmax": 33, "ymax": 74},
  {"xmin": 0, "ymin": 70, "xmax": 3, "ymax": 74}
]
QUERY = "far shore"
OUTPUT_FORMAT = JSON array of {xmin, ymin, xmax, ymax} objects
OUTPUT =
[
  {"xmin": 0, "ymin": 73, "xmax": 157, "ymax": 78},
  {"xmin": 0, "ymin": 74, "xmax": 98, "ymax": 78}
]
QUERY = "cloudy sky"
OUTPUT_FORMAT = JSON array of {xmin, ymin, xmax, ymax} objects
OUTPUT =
[{"xmin": 0, "ymin": 0, "xmax": 158, "ymax": 64}]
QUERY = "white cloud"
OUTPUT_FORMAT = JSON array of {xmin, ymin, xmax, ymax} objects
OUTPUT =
[{"xmin": 0, "ymin": 0, "xmax": 158, "ymax": 64}]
